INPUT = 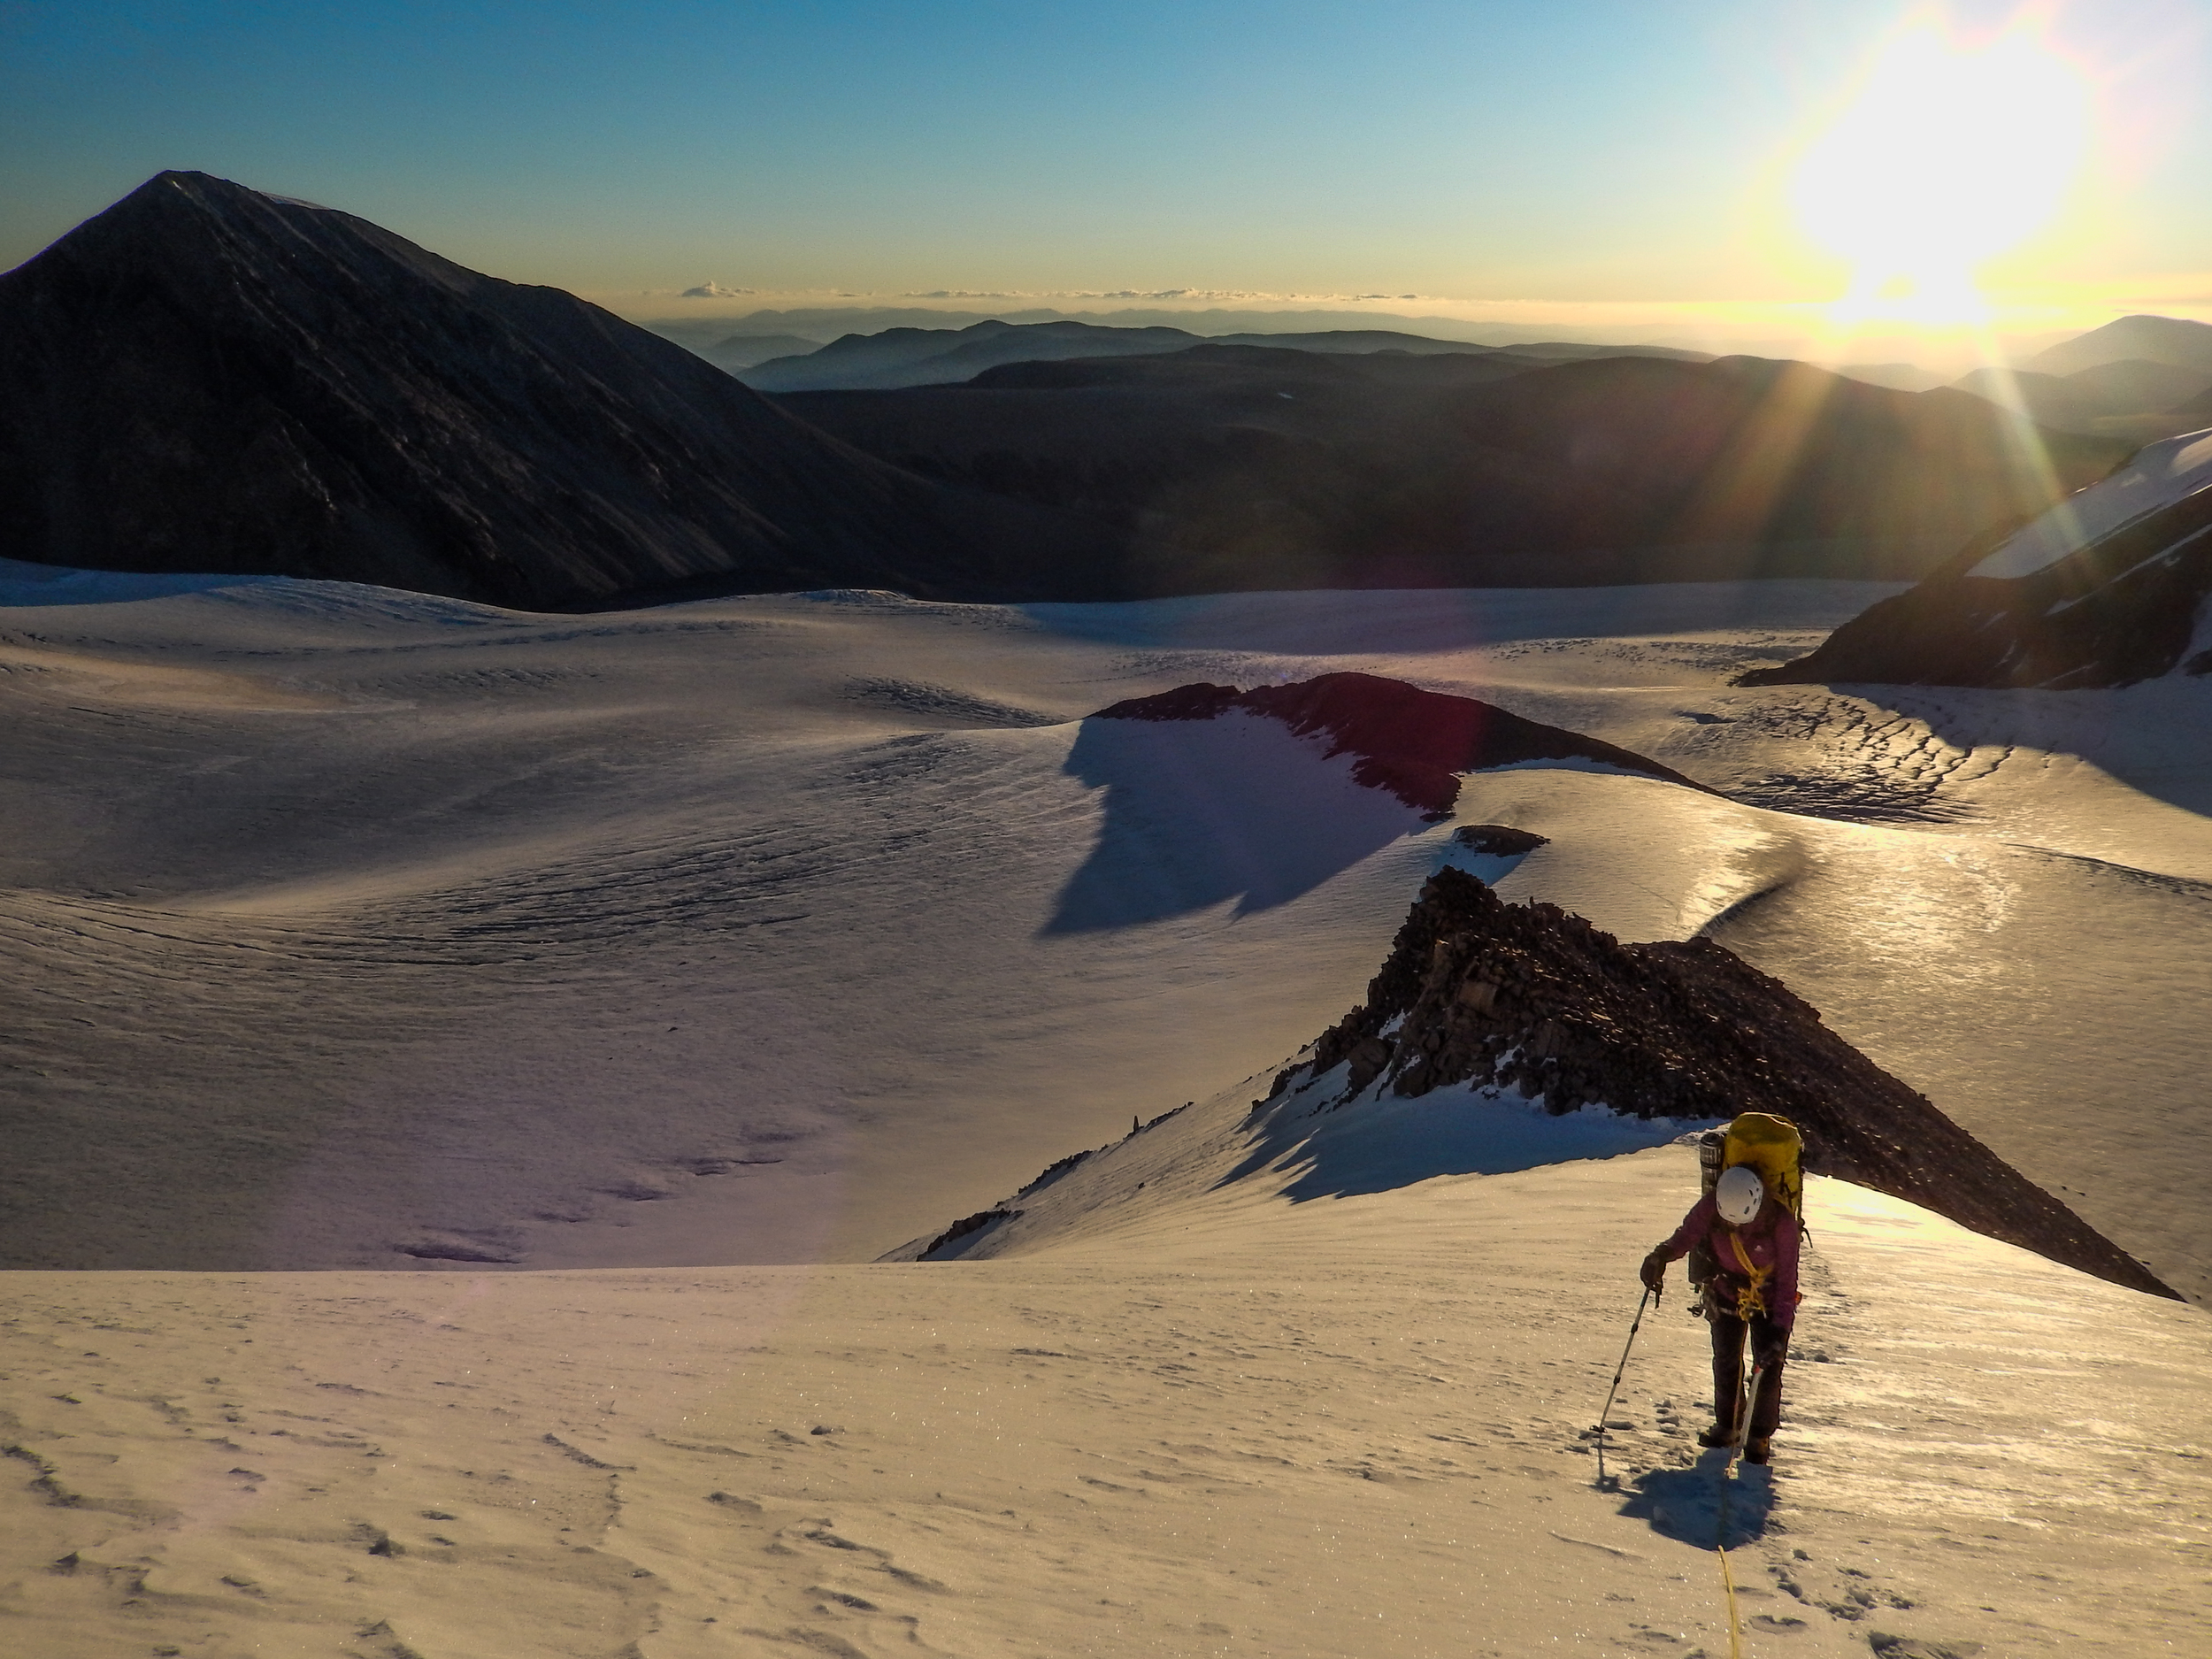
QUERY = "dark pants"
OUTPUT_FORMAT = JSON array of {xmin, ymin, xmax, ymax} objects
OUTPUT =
[{"xmin": 1708, "ymin": 1301, "xmax": 1787, "ymax": 1441}]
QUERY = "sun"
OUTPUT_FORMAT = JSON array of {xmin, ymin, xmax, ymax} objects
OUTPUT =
[{"xmin": 1789, "ymin": 18, "xmax": 2090, "ymax": 328}]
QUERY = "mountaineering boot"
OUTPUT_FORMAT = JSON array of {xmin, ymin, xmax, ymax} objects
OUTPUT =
[
  {"xmin": 1744, "ymin": 1438, "xmax": 1772, "ymax": 1465},
  {"xmin": 1697, "ymin": 1424, "xmax": 1733, "ymax": 1448}
]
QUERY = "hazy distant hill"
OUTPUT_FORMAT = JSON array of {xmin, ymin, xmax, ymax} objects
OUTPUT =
[
  {"xmin": 2155, "ymin": 378, "xmax": 2212, "ymax": 424},
  {"xmin": 742, "ymin": 318, "xmax": 1709, "ymax": 393},
  {"xmin": 1950, "ymin": 357, "xmax": 2212, "ymax": 438},
  {"xmin": 703, "ymin": 332, "xmax": 821, "ymax": 371},
  {"xmin": 747, "ymin": 320, "xmax": 1207, "ymax": 392},
  {"xmin": 0, "ymin": 173, "xmax": 1123, "ymax": 610},
  {"xmin": 1833, "ymin": 362, "xmax": 1949, "ymax": 393},
  {"xmin": 2024, "ymin": 314, "xmax": 2212, "ymax": 379},
  {"xmin": 782, "ymin": 347, "xmax": 2129, "ymax": 590},
  {"xmin": 1951, "ymin": 366, "xmax": 2092, "ymax": 428},
  {"xmin": 2065, "ymin": 357, "xmax": 2212, "ymax": 413}
]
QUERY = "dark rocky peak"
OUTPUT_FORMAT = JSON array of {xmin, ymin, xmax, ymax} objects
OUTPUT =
[
  {"xmin": 1094, "ymin": 672, "xmax": 1709, "ymax": 818},
  {"xmin": 0, "ymin": 172, "xmax": 1110, "ymax": 610},
  {"xmin": 1283, "ymin": 867, "xmax": 2172, "ymax": 1298},
  {"xmin": 46, "ymin": 171, "xmax": 480, "ymax": 296}
]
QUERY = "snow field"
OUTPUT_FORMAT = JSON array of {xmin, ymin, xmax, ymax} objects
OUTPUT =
[
  {"xmin": 4, "ymin": 572, "xmax": 2208, "ymax": 1654},
  {"xmin": 4, "ymin": 577, "xmax": 2207, "ymax": 1294}
]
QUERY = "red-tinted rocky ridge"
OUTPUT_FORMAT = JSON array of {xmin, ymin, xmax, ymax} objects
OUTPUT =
[{"xmin": 1095, "ymin": 672, "xmax": 1708, "ymax": 818}]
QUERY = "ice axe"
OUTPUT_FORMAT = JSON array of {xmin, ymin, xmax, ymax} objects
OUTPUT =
[{"xmin": 1728, "ymin": 1361, "xmax": 1769, "ymax": 1463}]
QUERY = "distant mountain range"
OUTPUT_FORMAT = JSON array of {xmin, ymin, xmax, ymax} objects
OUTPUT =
[
  {"xmin": 1740, "ymin": 426, "xmax": 2212, "ymax": 690},
  {"xmin": 0, "ymin": 173, "xmax": 2170, "ymax": 610},
  {"xmin": 657, "ymin": 302, "xmax": 1719, "ymax": 350},
  {"xmin": 782, "ymin": 345, "xmax": 2128, "ymax": 588},
  {"xmin": 738, "ymin": 318, "xmax": 1706, "ymax": 393},
  {"xmin": 0, "ymin": 173, "xmax": 1123, "ymax": 610}
]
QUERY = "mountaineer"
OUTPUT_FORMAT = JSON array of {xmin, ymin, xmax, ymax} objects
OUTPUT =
[{"xmin": 1640, "ymin": 1112, "xmax": 1803, "ymax": 1465}]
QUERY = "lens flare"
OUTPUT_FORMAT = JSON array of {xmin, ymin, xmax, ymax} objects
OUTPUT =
[{"xmin": 1791, "ymin": 17, "xmax": 2091, "ymax": 327}]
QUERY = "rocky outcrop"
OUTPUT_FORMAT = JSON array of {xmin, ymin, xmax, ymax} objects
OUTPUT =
[
  {"xmin": 918, "ymin": 1208, "xmax": 1024, "ymax": 1260},
  {"xmin": 1740, "ymin": 430, "xmax": 2212, "ymax": 689},
  {"xmin": 0, "ymin": 172, "xmax": 1118, "ymax": 611},
  {"xmin": 1289, "ymin": 867, "xmax": 2175, "ymax": 1299},
  {"xmin": 1094, "ymin": 672, "xmax": 1708, "ymax": 817}
]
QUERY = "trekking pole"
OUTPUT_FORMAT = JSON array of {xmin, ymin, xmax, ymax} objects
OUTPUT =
[{"xmin": 1592, "ymin": 1286, "xmax": 1654, "ymax": 1490}]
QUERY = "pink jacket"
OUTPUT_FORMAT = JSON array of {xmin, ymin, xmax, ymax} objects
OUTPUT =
[{"xmin": 1657, "ymin": 1192, "xmax": 1800, "ymax": 1329}]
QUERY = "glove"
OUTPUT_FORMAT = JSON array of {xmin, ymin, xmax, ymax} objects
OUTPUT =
[
  {"xmin": 1640, "ymin": 1248, "xmax": 1669, "ymax": 1294},
  {"xmin": 1753, "ymin": 1335, "xmax": 1789, "ymax": 1371}
]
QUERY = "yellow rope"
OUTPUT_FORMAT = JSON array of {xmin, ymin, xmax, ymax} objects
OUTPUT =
[
  {"xmin": 1711, "ymin": 1362, "xmax": 1759, "ymax": 1659},
  {"xmin": 1717, "ymin": 1540, "xmax": 1744, "ymax": 1659},
  {"xmin": 1727, "ymin": 1233, "xmax": 1771, "ymax": 1319}
]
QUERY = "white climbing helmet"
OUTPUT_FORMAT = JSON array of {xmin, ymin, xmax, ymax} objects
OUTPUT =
[{"xmin": 1716, "ymin": 1164, "xmax": 1766, "ymax": 1225}]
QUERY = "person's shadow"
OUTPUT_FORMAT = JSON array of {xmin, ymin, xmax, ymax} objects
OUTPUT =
[{"xmin": 1611, "ymin": 1449, "xmax": 1775, "ymax": 1548}]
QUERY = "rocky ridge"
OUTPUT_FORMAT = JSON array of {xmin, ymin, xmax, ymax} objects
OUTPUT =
[
  {"xmin": 1741, "ymin": 429, "xmax": 2212, "ymax": 689},
  {"xmin": 1294, "ymin": 864, "xmax": 2174, "ymax": 1297},
  {"xmin": 900, "ymin": 856, "xmax": 2174, "ymax": 1299}
]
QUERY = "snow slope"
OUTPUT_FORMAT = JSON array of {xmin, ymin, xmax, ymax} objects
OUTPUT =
[
  {"xmin": 1967, "ymin": 427, "xmax": 2212, "ymax": 580},
  {"xmin": 1, "ymin": 1156, "xmax": 2202, "ymax": 1659}
]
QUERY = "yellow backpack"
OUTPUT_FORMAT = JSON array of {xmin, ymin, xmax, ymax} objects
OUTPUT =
[{"xmin": 1721, "ymin": 1111, "xmax": 1803, "ymax": 1220}]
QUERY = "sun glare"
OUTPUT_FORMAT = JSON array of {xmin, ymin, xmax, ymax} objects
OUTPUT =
[{"xmin": 1791, "ymin": 18, "xmax": 2090, "ymax": 328}]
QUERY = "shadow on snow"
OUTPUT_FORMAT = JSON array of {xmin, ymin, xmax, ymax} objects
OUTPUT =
[
  {"xmin": 1613, "ymin": 1450, "xmax": 1776, "ymax": 1549},
  {"xmin": 1044, "ymin": 711, "xmax": 1425, "ymax": 933}
]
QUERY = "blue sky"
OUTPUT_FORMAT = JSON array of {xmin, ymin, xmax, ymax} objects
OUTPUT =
[{"xmin": 4, "ymin": 1, "xmax": 2208, "ymax": 340}]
